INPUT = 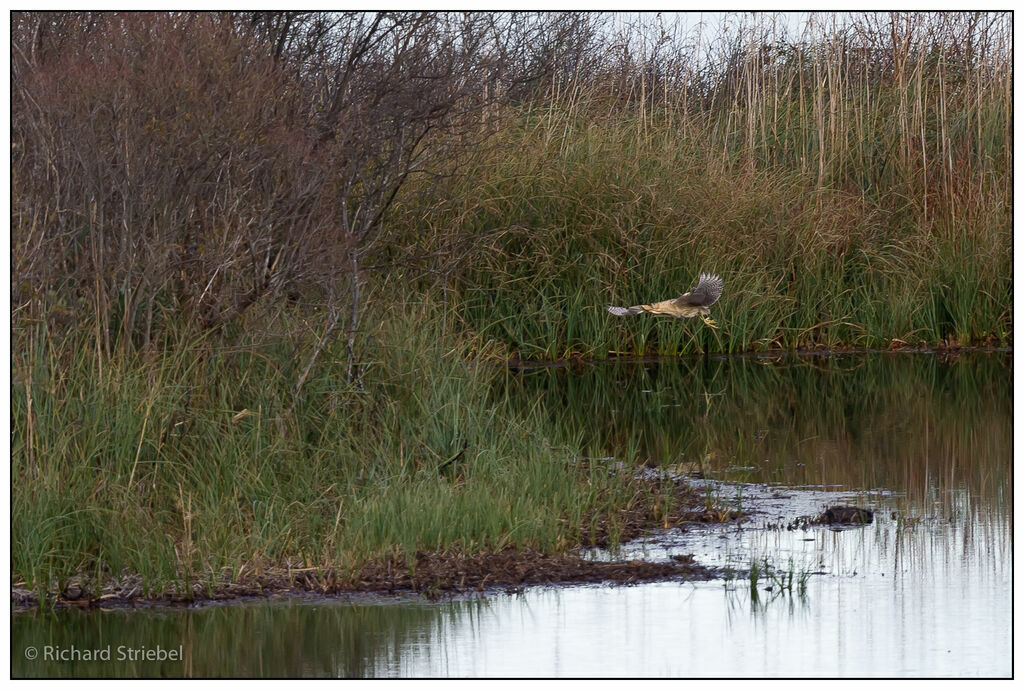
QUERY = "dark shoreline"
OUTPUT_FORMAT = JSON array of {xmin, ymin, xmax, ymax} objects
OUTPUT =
[
  {"xmin": 13, "ymin": 479, "xmax": 740, "ymax": 612},
  {"xmin": 7, "ymin": 487, "xmax": 882, "ymax": 612},
  {"xmin": 12, "ymin": 550, "xmax": 722, "ymax": 613},
  {"xmin": 13, "ymin": 347, "xmax": 998, "ymax": 613},
  {"xmin": 507, "ymin": 345, "xmax": 1012, "ymax": 370}
]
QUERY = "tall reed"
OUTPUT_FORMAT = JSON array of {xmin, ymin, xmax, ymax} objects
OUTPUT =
[{"xmin": 400, "ymin": 12, "xmax": 1011, "ymax": 357}]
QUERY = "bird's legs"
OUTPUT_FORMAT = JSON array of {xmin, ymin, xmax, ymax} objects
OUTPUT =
[{"xmin": 700, "ymin": 314, "xmax": 719, "ymax": 329}]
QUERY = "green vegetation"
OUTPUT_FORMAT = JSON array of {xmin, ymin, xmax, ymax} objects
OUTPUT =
[
  {"xmin": 13, "ymin": 299, "xmax": 655, "ymax": 601},
  {"xmin": 409, "ymin": 20, "xmax": 1012, "ymax": 356},
  {"xmin": 442, "ymin": 116, "xmax": 1010, "ymax": 357},
  {"xmin": 746, "ymin": 557, "xmax": 810, "ymax": 600},
  {"xmin": 11, "ymin": 12, "xmax": 1012, "ymax": 601}
]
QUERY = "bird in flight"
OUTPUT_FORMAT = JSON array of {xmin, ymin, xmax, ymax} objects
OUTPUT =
[{"xmin": 606, "ymin": 273, "xmax": 724, "ymax": 329}]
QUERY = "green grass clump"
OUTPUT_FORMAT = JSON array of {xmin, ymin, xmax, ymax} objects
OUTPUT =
[{"xmin": 11, "ymin": 298, "xmax": 640, "ymax": 602}]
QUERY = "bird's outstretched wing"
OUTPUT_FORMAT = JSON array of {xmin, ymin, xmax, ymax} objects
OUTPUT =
[
  {"xmin": 676, "ymin": 273, "xmax": 723, "ymax": 308},
  {"xmin": 606, "ymin": 305, "xmax": 644, "ymax": 316}
]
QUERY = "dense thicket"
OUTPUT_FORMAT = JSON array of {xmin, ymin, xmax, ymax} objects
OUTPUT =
[{"xmin": 13, "ymin": 12, "xmax": 1011, "ymax": 359}]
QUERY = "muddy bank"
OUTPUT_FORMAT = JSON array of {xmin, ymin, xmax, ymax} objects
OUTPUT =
[
  {"xmin": 12, "ymin": 479, "xmax": 739, "ymax": 611},
  {"xmin": 11, "ymin": 550, "xmax": 719, "ymax": 611},
  {"xmin": 11, "ymin": 470, "xmax": 877, "ymax": 612}
]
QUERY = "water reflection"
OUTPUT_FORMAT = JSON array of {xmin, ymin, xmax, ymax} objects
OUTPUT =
[
  {"xmin": 13, "ymin": 597, "xmax": 490, "ymax": 678},
  {"xmin": 12, "ymin": 353, "xmax": 1012, "ymax": 677},
  {"xmin": 502, "ymin": 352, "xmax": 1011, "ymax": 508},
  {"xmin": 13, "ymin": 552, "xmax": 1011, "ymax": 678}
]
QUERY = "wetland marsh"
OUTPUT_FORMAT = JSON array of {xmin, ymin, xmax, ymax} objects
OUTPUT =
[{"xmin": 13, "ymin": 351, "xmax": 1012, "ymax": 677}]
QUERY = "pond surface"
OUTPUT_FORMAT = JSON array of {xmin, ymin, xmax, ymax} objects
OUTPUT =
[{"xmin": 12, "ymin": 352, "xmax": 1012, "ymax": 678}]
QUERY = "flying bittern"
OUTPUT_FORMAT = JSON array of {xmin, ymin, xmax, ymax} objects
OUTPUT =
[{"xmin": 606, "ymin": 273, "xmax": 724, "ymax": 328}]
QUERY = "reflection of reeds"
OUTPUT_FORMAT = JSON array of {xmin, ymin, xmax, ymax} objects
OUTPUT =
[
  {"xmin": 10, "ymin": 11, "xmax": 1012, "ymax": 611},
  {"xmin": 13, "ymin": 598, "xmax": 474, "ymax": 677},
  {"xmin": 503, "ymin": 353, "xmax": 1012, "ymax": 508}
]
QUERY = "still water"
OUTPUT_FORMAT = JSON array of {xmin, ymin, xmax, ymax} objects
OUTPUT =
[{"xmin": 12, "ymin": 352, "xmax": 1012, "ymax": 677}]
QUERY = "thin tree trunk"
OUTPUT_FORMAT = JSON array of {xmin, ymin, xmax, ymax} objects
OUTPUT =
[
  {"xmin": 291, "ymin": 302, "xmax": 342, "ymax": 402},
  {"xmin": 345, "ymin": 247, "xmax": 361, "ymax": 385}
]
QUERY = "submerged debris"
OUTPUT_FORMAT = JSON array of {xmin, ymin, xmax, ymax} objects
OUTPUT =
[
  {"xmin": 819, "ymin": 505, "xmax": 874, "ymax": 524},
  {"xmin": 786, "ymin": 505, "xmax": 875, "ymax": 529}
]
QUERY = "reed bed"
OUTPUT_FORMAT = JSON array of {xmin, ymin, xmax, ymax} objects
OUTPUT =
[{"xmin": 407, "ymin": 13, "xmax": 1011, "ymax": 356}]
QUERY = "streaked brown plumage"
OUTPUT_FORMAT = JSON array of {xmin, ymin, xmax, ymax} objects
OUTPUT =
[{"xmin": 606, "ymin": 273, "xmax": 724, "ymax": 328}]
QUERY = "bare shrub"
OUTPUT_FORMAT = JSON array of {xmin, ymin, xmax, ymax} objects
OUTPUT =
[
  {"xmin": 12, "ymin": 11, "xmax": 567, "ymax": 370},
  {"xmin": 13, "ymin": 13, "xmax": 330, "ymax": 352}
]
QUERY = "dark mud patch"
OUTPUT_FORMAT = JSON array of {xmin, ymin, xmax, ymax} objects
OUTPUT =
[
  {"xmin": 811, "ymin": 505, "xmax": 874, "ymax": 525},
  {"xmin": 353, "ymin": 548, "xmax": 715, "ymax": 598},
  {"xmin": 772, "ymin": 505, "xmax": 874, "ymax": 530},
  {"xmin": 12, "ymin": 549, "xmax": 717, "ymax": 611},
  {"xmin": 581, "ymin": 475, "xmax": 745, "ymax": 549}
]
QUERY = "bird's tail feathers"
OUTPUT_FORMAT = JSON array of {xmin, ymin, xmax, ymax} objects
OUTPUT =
[{"xmin": 606, "ymin": 305, "xmax": 644, "ymax": 316}]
